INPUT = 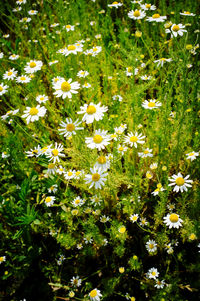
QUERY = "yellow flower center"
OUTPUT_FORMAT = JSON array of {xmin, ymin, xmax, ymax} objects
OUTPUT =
[
  {"xmin": 48, "ymin": 163, "xmax": 55, "ymax": 169},
  {"xmin": 175, "ymin": 177, "xmax": 185, "ymax": 186},
  {"xmin": 8, "ymin": 71, "xmax": 13, "ymax": 76},
  {"xmin": 52, "ymin": 149, "xmax": 59, "ymax": 156},
  {"xmin": 66, "ymin": 123, "xmax": 75, "ymax": 131},
  {"xmin": 66, "ymin": 25, "xmax": 71, "ymax": 28},
  {"xmin": 146, "ymin": 4, "xmax": 151, "ymax": 8},
  {"xmin": 20, "ymin": 76, "xmax": 26, "ymax": 80},
  {"xmin": 130, "ymin": 136, "xmax": 138, "ymax": 143},
  {"xmin": 86, "ymin": 105, "xmax": 96, "ymax": 114},
  {"xmin": 169, "ymin": 213, "xmax": 179, "ymax": 223},
  {"xmin": 30, "ymin": 62, "xmax": 36, "ymax": 68},
  {"xmin": 97, "ymin": 156, "xmax": 106, "ymax": 164},
  {"xmin": 0, "ymin": 86, "xmax": 3, "ymax": 92},
  {"xmin": 118, "ymin": 146, "xmax": 124, "ymax": 151},
  {"xmin": 127, "ymin": 67, "xmax": 132, "ymax": 72},
  {"xmin": 184, "ymin": 11, "xmax": 190, "ymax": 14},
  {"xmin": 144, "ymin": 150, "xmax": 149, "ymax": 154},
  {"xmin": 68, "ymin": 45, "xmax": 76, "ymax": 51},
  {"xmin": 90, "ymin": 290, "xmax": 97, "ymax": 298},
  {"xmin": 172, "ymin": 25, "xmax": 180, "ymax": 32},
  {"xmin": 152, "ymin": 13, "xmax": 160, "ymax": 18},
  {"xmin": 75, "ymin": 199, "xmax": 80, "ymax": 204},
  {"xmin": 152, "ymin": 271, "xmax": 156, "ymax": 276},
  {"xmin": 148, "ymin": 102, "xmax": 156, "ymax": 108},
  {"xmin": 189, "ymin": 233, "xmax": 196, "ymax": 240},
  {"xmin": 68, "ymin": 171, "xmax": 73, "ymax": 176},
  {"xmin": 93, "ymin": 135, "xmax": 103, "ymax": 144},
  {"xmin": 133, "ymin": 10, "xmax": 141, "ymax": 17},
  {"xmin": 45, "ymin": 197, "xmax": 52, "ymax": 203},
  {"xmin": 93, "ymin": 47, "xmax": 98, "ymax": 52},
  {"xmin": 112, "ymin": 1, "xmax": 118, "ymax": 4},
  {"xmin": 61, "ymin": 82, "xmax": 71, "ymax": 92},
  {"xmin": 189, "ymin": 152, "xmax": 194, "ymax": 156},
  {"xmin": 0, "ymin": 257, "xmax": 4, "ymax": 262},
  {"xmin": 75, "ymin": 171, "xmax": 81, "ymax": 176},
  {"xmin": 131, "ymin": 216, "xmax": 137, "ymax": 221},
  {"xmin": 119, "ymin": 226, "xmax": 126, "ymax": 233},
  {"xmin": 92, "ymin": 173, "xmax": 100, "ymax": 182},
  {"xmin": 149, "ymin": 243, "xmax": 154, "ymax": 249},
  {"xmin": 40, "ymin": 97, "xmax": 44, "ymax": 100},
  {"xmin": 29, "ymin": 107, "xmax": 39, "ymax": 115}
]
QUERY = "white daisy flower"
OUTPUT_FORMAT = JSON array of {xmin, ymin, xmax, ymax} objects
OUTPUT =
[
  {"xmin": 140, "ymin": 217, "xmax": 148, "ymax": 227},
  {"xmin": 138, "ymin": 148, "xmax": 153, "ymax": 158},
  {"xmin": 130, "ymin": 214, "xmax": 139, "ymax": 223},
  {"xmin": 63, "ymin": 24, "xmax": 75, "ymax": 31},
  {"xmin": 36, "ymin": 95, "xmax": 48, "ymax": 104},
  {"xmin": 153, "ymin": 58, "xmax": 172, "ymax": 67},
  {"xmin": 19, "ymin": 17, "xmax": 31, "ymax": 23},
  {"xmin": 117, "ymin": 144, "xmax": 128, "ymax": 156},
  {"xmin": 125, "ymin": 67, "xmax": 133, "ymax": 76},
  {"xmin": 56, "ymin": 165, "xmax": 65, "ymax": 175},
  {"xmin": 108, "ymin": 2, "xmax": 123, "ymax": 8},
  {"xmin": 49, "ymin": 60, "xmax": 59, "ymax": 66},
  {"xmin": 46, "ymin": 163, "xmax": 57, "ymax": 175},
  {"xmin": 186, "ymin": 151, "xmax": 199, "ymax": 161},
  {"xmin": 74, "ymin": 170, "xmax": 84, "ymax": 179},
  {"xmin": 77, "ymin": 102, "xmax": 108, "ymax": 124},
  {"xmin": 58, "ymin": 118, "xmax": 83, "ymax": 138},
  {"xmin": 64, "ymin": 169, "xmax": 75, "ymax": 180},
  {"xmin": 124, "ymin": 132, "xmax": 146, "ymax": 148},
  {"xmin": 85, "ymin": 167, "xmax": 108, "ymax": 189},
  {"xmin": 151, "ymin": 183, "xmax": 165, "ymax": 196},
  {"xmin": 70, "ymin": 276, "xmax": 82, "ymax": 287},
  {"xmin": 77, "ymin": 70, "xmax": 89, "ymax": 78},
  {"xmin": 180, "ymin": 11, "xmax": 196, "ymax": 16},
  {"xmin": 13, "ymin": 6, "xmax": 22, "ymax": 12},
  {"xmin": 94, "ymin": 155, "xmax": 111, "ymax": 172},
  {"xmin": 50, "ymin": 23, "xmax": 59, "ymax": 28},
  {"xmin": 28, "ymin": 10, "xmax": 38, "ymax": 15},
  {"xmin": 0, "ymin": 256, "xmax": 6, "ymax": 264},
  {"xmin": 146, "ymin": 13, "xmax": 167, "ymax": 22},
  {"xmin": 53, "ymin": 78, "xmax": 80, "ymax": 99},
  {"xmin": 44, "ymin": 196, "xmax": 55, "ymax": 207},
  {"xmin": 85, "ymin": 129, "xmax": 111, "ymax": 151},
  {"xmin": 89, "ymin": 289, "xmax": 102, "ymax": 301},
  {"xmin": 141, "ymin": 3, "xmax": 156, "ymax": 10},
  {"xmin": 25, "ymin": 145, "xmax": 41, "ymax": 157},
  {"xmin": 146, "ymin": 240, "xmax": 157, "ymax": 253},
  {"xmin": 22, "ymin": 105, "xmax": 46, "ymax": 124},
  {"xmin": 166, "ymin": 24, "xmax": 187, "ymax": 38},
  {"xmin": 16, "ymin": 75, "xmax": 31, "ymax": 83},
  {"xmin": 3, "ymin": 68, "xmax": 18, "ymax": 80},
  {"xmin": 0, "ymin": 52, "xmax": 4, "ymax": 59},
  {"xmin": 150, "ymin": 163, "xmax": 158, "ymax": 170},
  {"xmin": 48, "ymin": 184, "xmax": 58, "ymax": 194},
  {"xmin": 9, "ymin": 54, "xmax": 19, "ymax": 60},
  {"xmin": 82, "ymin": 82, "xmax": 91, "ymax": 88},
  {"xmin": 155, "ymin": 279, "xmax": 165, "ymax": 289},
  {"xmin": 24, "ymin": 60, "xmax": 43, "ymax": 74},
  {"xmin": 72, "ymin": 196, "xmax": 85, "ymax": 207},
  {"xmin": 146, "ymin": 267, "xmax": 159, "ymax": 279},
  {"xmin": 0, "ymin": 83, "xmax": 8, "ymax": 96},
  {"xmin": 16, "ymin": 0, "xmax": 26, "ymax": 4},
  {"xmin": 140, "ymin": 75, "xmax": 152, "ymax": 80},
  {"xmin": 128, "ymin": 10, "xmax": 146, "ymax": 20},
  {"xmin": 163, "ymin": 213, "xmax": 183, "ymax": 229},
  {"xmin": 112, "ymin": 94, "xmax": 123, "ymax": 102},
  {"xmin": 168, "ymin": 172, "xmax": 193, "ymax": 193},
  {"xmin": 46, "ymin": 143, "xmax": 65, "ymax": 163},
  {"xmin": 63, "ymin": 44, "xmax": 83, "ymax": 56},
  {"xmin": 100, "ymin": 215, "xmax": 110, "ymax": 223},
  {"xmin": 91, "ymin": 46, "xmax": 102, "ymax": 56},
  {"xmin": 142, "ymin": 99, "xmax": 162, "ymax": 109}
]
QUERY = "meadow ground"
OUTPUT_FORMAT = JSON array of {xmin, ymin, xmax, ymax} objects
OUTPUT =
[{"xmin": 0, "ymin": 0, "xmax": 199, "ymax": 300}]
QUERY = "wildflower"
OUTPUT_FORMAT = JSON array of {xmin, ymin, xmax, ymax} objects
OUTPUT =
[
  {"xmin": 151, "ymin": 183, "xmax": 165, "ymax": 196},
  {"xmin": 16, "ymin": 0, "xmax": 26, "ymax": 4},
  {"xmin": 50, "ymin": 23, "xmax": 59, "ymax": 28},
  {"xmin": 89, "ymin": 288, "xmax": 102, "ymax": 301},
  {"xmin": 189, "ymin": 233, "xmax": 197, "ymax": 241},
  {"xmin": 77, "ymin": 70, "xmax": 89, "ymax": 78},
  {"xmin": 141, "ymin": 3, "xmax": 156, "ymax": 10},
  {"xmin": 64, "ymin": 170, "xmax": 75, "ymax": 180},
  {"xmin": 72, "ymin": 196, "xmax": 85, "ymax": 207},
  {"xmin": 125, "ymin": 67, "xmax": 133, "ymax": 76},
  {"xmin": 0, "ymin": 83, "xmax": 8, "ymax": 96},
  {"xmin": 155, "ymin": 279, "xmax": 165, "ymax": 289},
  {"xmin": 150, "ymin": 163, "xmax": 157, "ymax": 170},
  {"xmin": 140, "ymin": 217, "xmax": 148, "ymax": 227},
  {"xmin": 180, "ymin": 11, "xmax": 196, "ymax": 16},
  {"xmin": 117, "ymin": 144, "xmax": 128, "ymax": 155},
  {"xmin": 0, "ymin": 52, "xmax": 4, "ymax": 59},
  {"xmin": 130, "ymin": 214, "xmax": 139, "ymax": 223},
  {"xmin": 135, "ymin": 30, "xmax": 142, "ymax": 38},
  {"xmin": 22, "ymin": 105, "xmax": 46, "ymax": 124},
  {"xmin": 153, "ymin": 58, "xmax": 172, "ymax": 67},
  {"xmin": 36, "ymin": 95, "xmax": 48, "ymax": 104},
  {"xmin": 24, "ymin": 60, "xmax": 43, "ymax": 74},
  {"xmin": 3, "ymin": 68, "xmax": 18, "ymax": 80},
  {"xmin": 46, "ymin": 143, "xmax": 65, "ymax": 163},
  {"xmin": 2, "ymin": 151, "xmax": 10, "ymax": 158},
  {"xmin": 166, "ymin": 24, "xmax": 187, "ymax": 38},
  {"xmin": 44, "ymin": 196, "xmax": 55, "ymax": 207},
  {"xmin": 56, "ymin": 165, "xmax": 65, "ymax": 175},
  {"xmin": 85, "ymin": 129, "xmax": 111, "ymax": 151},
  {"xmin": 16, "ymin": 75, "xmax": 31, "ymax": 83},
  {"xmin": 167, "ymin": 203, "xmax": 175, "ymax": 211},
  {"xmin": 53, "ymin": 78, "xmax": 80, "ymax": 99},
  {"xmin": 118, "ymin": 225, "xmax": 126, "ymax": 233},
  {"xmin": 186, "ymin": 151, "xmax": 199, "ymax": 161},
  {"xmin": 91, "ymin": 46, "xmax": 102, "ymax": 56},
  {"xmin": 140, "ymin": 75, "xmax": 152, "ymax": 80},
  {"xmin": 163, "ymin": 213, "xmax": 183, "ymax": 229},
  {"xmin": 112, "ymin": 95, "xmax": 123, "ymax": 102},
  {"xmin": 146, "ymin": 240, "xmax": 157, "ymax": 253},
  {"xmin": 77, "ymin": 243, "xmax": 83, "ymax": 249},
  {"xmin": 94, "ymin": 155, "xmax": 110, "ymax": 172},
  {"xmin": 77, "ymin": 102, "xmax": 108, "ymax": 124},
  {"xmin": 46, "ymin": 163, "xmax": 57, "ymax": 175},
  {"xmin": 124, "ymin": 132, "xmax": 145, "ymax": 148},
  {"xmin": 146, "ymin": 267, "xmax": 159, "ymax": 279},
  {"xmin": 48, "ymin": 184, "xmax": 58, "ymax": 194},
  {"xmin": 25, "ymin": 145, "xmax": 41, "ymax": 157},
  {"xmin": 69, "ymin": 291, "xmax": 75, "ymax": 298},
  {"xmin": 28, "ymin": 10, "xmax": 38, "ymax": 15},
  {"xmin": 100, "ymin": 215, "xmax": 110, "ymax": 223},
  {"xmin": 0, "ymin": 256, "xmax": 6, "ymax": 264},
  {"xmin": 63, "ymin": 24, "xmax": 75, "ymax": 31},
  {"xmin": 146, "ymin": 13, "xmax": 167, "ymax": 22},
  {"xmin": 119, "ymin": 267, "xmax": 125, "ymax": 273},
  {"xmin": 74, "ymin": 170, "xmax": 84, "ymax": 179},
  {"xmin": 82, "ymin": 82, "xmax": 91, "ymax": 88},
  {"xmin": 138, "ymin": 148, "xmax": 153, "ymax": 158},
  {"xmin": 70, "ymin": 276, "xmax": 82, "ymax": 287},
  {"xmin": 9, "ymin": 54, "xmax": 19, "ymax": 60},
  {"xmin": 168, "ymin": 172, "xmax": 193, "ymax": 193},
  {"xmin": 128, "ymin": 10, "xmax": 146, "ymax": 20},
  {"xmin": 19, "ymin": 17, "xmax": 32, "ymax": 23},
  {"xmin": 58, "ymin": 118, "xmax": 83, "ymax": 138},
  {"xmin": 108, "ymin": 2, "xmax": 123, "ymax": 8},
  {"xmin": 85, "ymin": 167, "xmax": 108, "ymax": 189}
]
